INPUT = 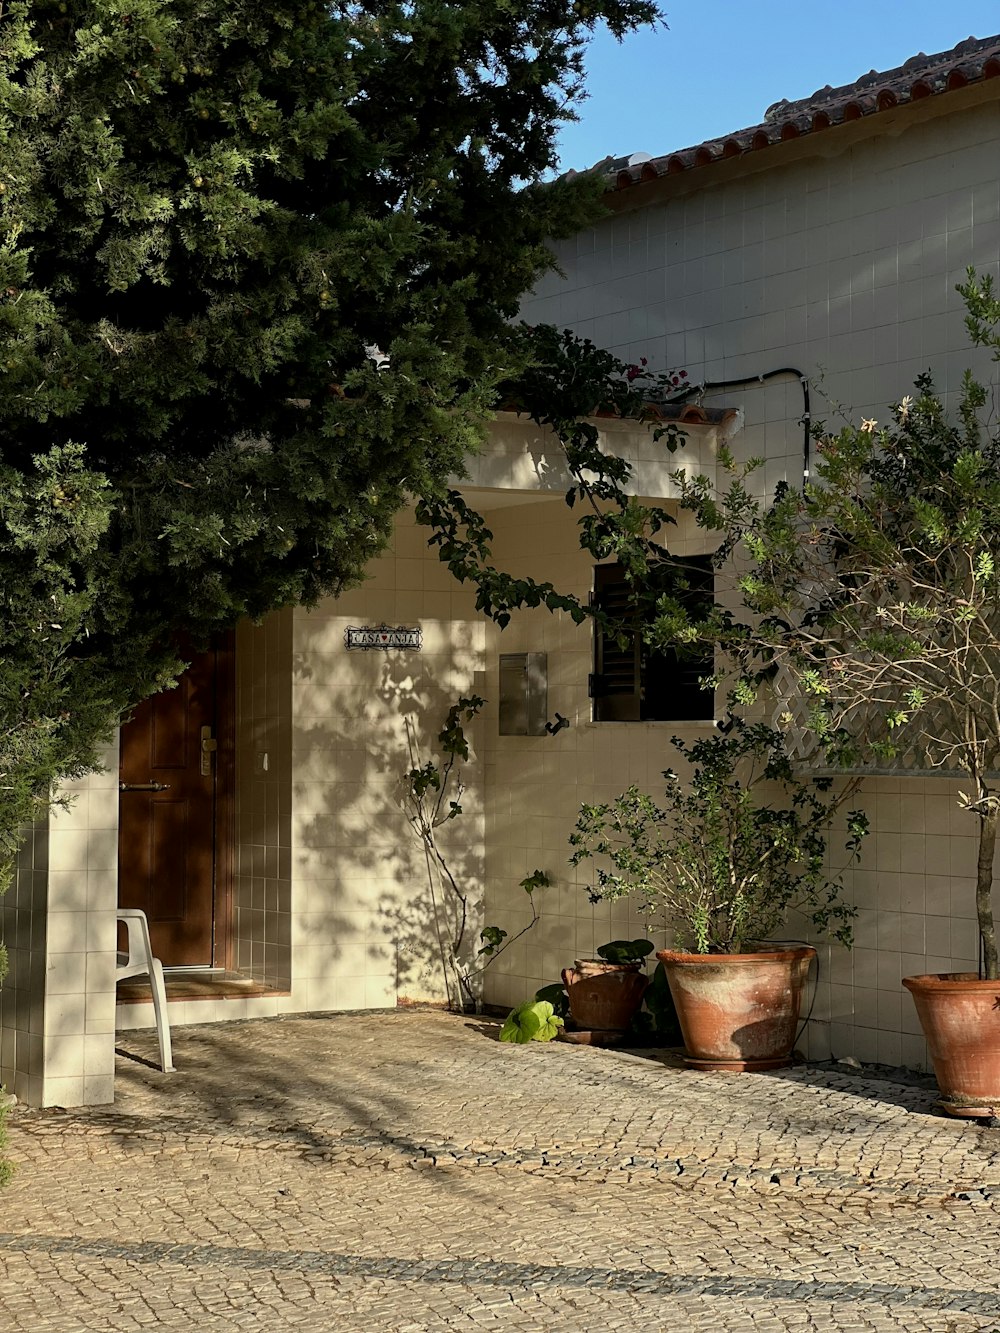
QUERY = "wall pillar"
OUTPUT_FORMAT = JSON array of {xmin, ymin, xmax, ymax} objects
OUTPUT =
[{"xmin": 0, "ymin": 746, "xmax": 119, "ymax": 1107}]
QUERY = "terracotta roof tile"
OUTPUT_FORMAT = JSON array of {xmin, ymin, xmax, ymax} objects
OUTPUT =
[
  {"xmin": 584, "ymin": 32, "xmax": 1000, "ymax": 191},
  {"xmin": 593, "ymin": 403, "xmax": 738, "ymax": 427}
]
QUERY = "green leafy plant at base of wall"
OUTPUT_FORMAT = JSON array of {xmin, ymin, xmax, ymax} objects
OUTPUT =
[
  {"xmin": 506, "ymin": 940, "xmax": 681, "ymax": 1044},
  {"xmin": 0, "ymin": 1098, "xmax": 12, "ymax": 1189},
  {"xmin": 498, "ymin": 1000, "xmax": 564, "ymax": 1043}
]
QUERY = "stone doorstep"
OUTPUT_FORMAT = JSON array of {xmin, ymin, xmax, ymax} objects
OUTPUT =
[{"xmin": 116, "ymin": 970, "xmax": 288, "ymax": 1005}]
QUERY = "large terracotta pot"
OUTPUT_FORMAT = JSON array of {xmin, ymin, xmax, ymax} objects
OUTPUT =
[
  {"xmin": 902, "ymin": 972, "xmax": 1000, "ymax": 1117},
  {"xmin": 561, "ymin": 959, "xmax": 649, "ymax": 1032},
  {"xmin": 657, "ymin": 947, "xmax": 816, "ymax": 1071}
]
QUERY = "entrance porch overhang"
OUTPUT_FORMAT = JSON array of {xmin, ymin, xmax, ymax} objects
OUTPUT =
[{"xmin": 461, "ymin": 407, "xmax": 741, "ymax": 502}]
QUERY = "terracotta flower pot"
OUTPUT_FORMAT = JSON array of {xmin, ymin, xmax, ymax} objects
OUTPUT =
[
  {"xmin": 561, "ymin": 958, "xmax": 649, "ymax": 1032},
  {"xmin": 902, "ymin": 972, "xmax": 1000, "ymax": 1117},
  {"xmin": 657, "ymin": 947, "xmax": 816, "ymax": 1071}
]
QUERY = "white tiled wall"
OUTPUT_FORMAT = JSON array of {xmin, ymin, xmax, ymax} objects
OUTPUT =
[
  {"xmin": 287, "ymin": 512, "xmax": 487, "ymax": 1012},
  {"xmin": 0, "ymin": 824, "xmax": 49, "ymax": 1105},
  {"xmin": 510, "ymin": 92, "xmax": 1000, "ymax": 1066},
  {"xmin": 525, "ymin": 96, "xmax": 1000, "ymax": 476},
  {"xmin": 0, "ymin": 745, "xmax": 118, "ymax": 1107},
  {"xmin": 793, "ymin": 777, "xmax": 980, "ymax": 1067}
]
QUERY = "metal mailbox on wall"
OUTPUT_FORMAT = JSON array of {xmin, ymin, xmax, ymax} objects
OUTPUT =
[{"xmin": 499, "ymin": 653, "xmax": 547, "ymax": 736}]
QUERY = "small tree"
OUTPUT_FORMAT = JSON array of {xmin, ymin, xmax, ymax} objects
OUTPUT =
[
  {"xmin": 674, "ymin": 299, "xmax": 1000, "ymax": 979},
  {"xmin": 404, "ymin": 696, "xmax": 548, "ymax": 1010}
]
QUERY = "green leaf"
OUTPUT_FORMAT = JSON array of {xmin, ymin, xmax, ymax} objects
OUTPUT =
[
  {"xmin": 596, "ymin": 938, "xmax": 654, "ymax": 964},
  {"xmin": 520, "ymin": 868, "xmax": 551, "ymax": 895},
  {"xmin": 498, "ymin": 1001, "xmax": 564, "ymax": 1044},
  {"xmin": 477, "ymin": 925, "xmax": 507, "ymax": 958},
  {"xmin": 533, "ymin": 983, "xmax": 569, "ymax": 1018}
]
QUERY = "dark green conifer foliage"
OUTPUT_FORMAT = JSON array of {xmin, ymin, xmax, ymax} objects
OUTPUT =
[{"xmin": 0, "ymin": 0, "xmax": 660, "ymax": 912}]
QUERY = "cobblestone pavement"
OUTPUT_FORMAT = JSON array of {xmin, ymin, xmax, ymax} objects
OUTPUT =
[{"xmin": 4, "ymin": 1010, "xmax": 1000, "ymax": 1331}]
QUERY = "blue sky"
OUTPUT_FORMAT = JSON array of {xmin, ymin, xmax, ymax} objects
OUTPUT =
[{"xmin": 556, "ymin": 2, "xmax": 1000, "ymax": 171}]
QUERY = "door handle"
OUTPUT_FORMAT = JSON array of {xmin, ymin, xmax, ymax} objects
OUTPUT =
[
  {"xmin": 200, "ymin": 725, "xmax": 217, "ymax": 777},
  {"xmin": 119, "ymin": 782, "xmax": 172, "ymax": 793}
]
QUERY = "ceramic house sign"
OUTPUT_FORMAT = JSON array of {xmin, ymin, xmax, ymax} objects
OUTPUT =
[{"xmin": 344, "ymin": 623, "xmax": 423, "ymax": 651}]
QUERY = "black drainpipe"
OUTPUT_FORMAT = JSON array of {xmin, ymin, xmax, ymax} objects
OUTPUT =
[{"xmin": 675, "ymin": 368, "xmax": 812, "ymax": 485}]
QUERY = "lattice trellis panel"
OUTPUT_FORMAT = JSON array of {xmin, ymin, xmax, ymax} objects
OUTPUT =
[{"xmin": 768, "ymin": 662, "xmax": 970, "ymax": 779}]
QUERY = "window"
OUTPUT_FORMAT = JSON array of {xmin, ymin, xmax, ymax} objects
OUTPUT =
[{"xmin": 590, "ymin": 557, "xmax": 715, "ymax": 722}]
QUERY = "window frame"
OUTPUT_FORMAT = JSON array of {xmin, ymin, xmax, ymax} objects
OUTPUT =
[{"xmin": 590, "ymin": 556, "xmax": 715, "ymax": 723}]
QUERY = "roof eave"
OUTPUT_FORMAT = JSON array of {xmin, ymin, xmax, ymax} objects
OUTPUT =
[{"xmin": 604, "ymin": 55, "xmax": 1000, "ymax": 208}]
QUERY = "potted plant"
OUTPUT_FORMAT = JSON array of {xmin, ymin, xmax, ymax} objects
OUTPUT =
[
  {"xmin": 570, "ymin": 720, "xmax": 868, "ymax": 1070},
  {"xmin": 560, "ymin": 938, "xmax": 653, "ymax": 1033},
  {"xmin": 504, "ymin": 938, "xmax": 672, "ymax": 1045},
  {"xmin": 671, "ymin": 286, "xmax": 1000, "ymax": 1112}
]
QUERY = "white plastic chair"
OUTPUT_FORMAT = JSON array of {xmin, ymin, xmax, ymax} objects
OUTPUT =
[{"xmin": 116, "ymin": 909, "xmax": 176, "ymax": 1073}]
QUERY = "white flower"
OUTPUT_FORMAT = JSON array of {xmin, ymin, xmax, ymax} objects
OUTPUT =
[
  {"xmin": 364, "ymin": 343, "xmax": 391, "ymax": 370},
  {"xmin": 898, "ymin": 394, "xmax": 913, "ymax": 422},
  {"xmin": 860, "ymin": 418, "xmax": 878, "ymax": 434}
]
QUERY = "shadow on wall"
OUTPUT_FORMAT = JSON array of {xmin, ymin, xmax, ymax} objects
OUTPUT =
[{"xmin": 291, "ymin": 631, "xmax": 492, "ymax": 1010}]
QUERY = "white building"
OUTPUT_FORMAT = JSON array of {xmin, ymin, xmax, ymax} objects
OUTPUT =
[{"xmin": 3, "ymin": 32, "xmax": 1000, "ymax": 1105}]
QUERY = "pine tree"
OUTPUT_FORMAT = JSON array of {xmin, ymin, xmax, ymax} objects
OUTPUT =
[{"xmin": 0, "ymin": 0, "xmax": 661, "ymax": 910}]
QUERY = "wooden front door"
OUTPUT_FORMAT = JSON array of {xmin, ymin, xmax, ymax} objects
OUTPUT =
[{"xmin": 118, "ymin": 643, "xmax": 233, "ymax": 967}]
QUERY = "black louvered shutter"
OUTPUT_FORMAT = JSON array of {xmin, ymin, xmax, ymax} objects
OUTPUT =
[{"xmin": 591, "ymin": 563, "xmax": 641, "ymax": 721}]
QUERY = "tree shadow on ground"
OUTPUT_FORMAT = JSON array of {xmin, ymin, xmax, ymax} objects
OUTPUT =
[
  {"xmin": 764, "ymin": 1060, "xmax": 946, "ymax": 1117},
  {"xmin": 103, "ymin": 1011, "xmax": 541, "ymax": 1222},
  {"xmin": 459, "ymin": 1016, "xmax": 503, "ymax": 1042},
  {"xmin": 623, "ymin": 1043, "xmax": 949, "ymax": 1117}
]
